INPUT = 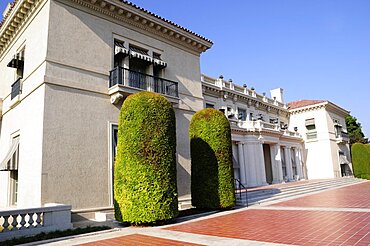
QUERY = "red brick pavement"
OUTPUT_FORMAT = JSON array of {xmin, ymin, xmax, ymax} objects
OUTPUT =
[
  {"xmin": 78, "ymin": 234, "xmax": 203, "ymax": 246},
  {"xmin": 273, "ymin": 182, "xmax": 370, "ymax": 208},
  {"xmin": 166, "ymin": 209, "xmax": 370, "ymax": 245}
]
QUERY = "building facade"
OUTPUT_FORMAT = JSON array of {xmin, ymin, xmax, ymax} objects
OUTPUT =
[
  {"xmin": 202, "ymin": 75, "xmax": 305, "ymax": 187},
  {"xmin": 0, "ymin": 0, "xmax": 352, "ymax": 218},
  {"xmin": 288, "ymin": 100, "xmax": 352, "ymax": 179},
  {"xmin": 0, "ymin": 0, "xmax": 212, "ymax": 213}
]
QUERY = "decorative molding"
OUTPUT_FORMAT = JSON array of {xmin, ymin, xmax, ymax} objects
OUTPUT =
[
  {"xmin": 0, "ymin": 0, "xmax": 43, "ymax": 56},
  {"xmin": 67, "ymin": 0, "xmax": 212, "ymax": 53}
]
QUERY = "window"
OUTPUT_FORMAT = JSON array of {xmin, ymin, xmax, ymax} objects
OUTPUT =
[
  {"xmin": 238, "ymin": 108, "xmax": 246, "ymax": 120},
  {"xmin": 205, "ymin": 103, "xmax": 214, "ymax": 109},
  {"xmin": 7, "ymin": 48, "xmax": 25, "ymax": 99},
  {"xmin": 305, "ymin": 118, "xmax": 317, "ymax": 139},
  {"xmin": 114, "ymin": 40, "xmax": 128, "ymax": 67},
  {"xmin": 8, "ymin": 136, "xmax": 19, "ymax": 206}
]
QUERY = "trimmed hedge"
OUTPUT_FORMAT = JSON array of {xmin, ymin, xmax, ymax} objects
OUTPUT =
[
  {"xmin": 189, "ymin": 108, "xmax": 235, "ymax": 209},
  {"xmin": 114, "ymin": 91, "xmax": 178, "ymax": 224},
  {"xmin": 351, "ymin": 143, "xmax": 370, "ymax": 180}
]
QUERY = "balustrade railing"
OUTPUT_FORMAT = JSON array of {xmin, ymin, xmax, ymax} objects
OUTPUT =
[
  {"xmin": 234, "ymin": 178, "xmax": 248, "ymax": 207},
  {"xmin": 0, "ymin": 204, "xmax": 72, "ymax": 240},
  {"xmin": 109, "ymin": 67, "xmax": 179, "ymax": 98}
]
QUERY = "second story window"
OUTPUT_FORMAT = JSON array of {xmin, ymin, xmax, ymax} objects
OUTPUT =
[
  {"xmin": 129, "ymin": 45, "xmax": 152, "ymax": 74},
  {"xmin": 305, "ymin": 118, "xmax": 317, "ymax": 139},
  {"xmin": 238, "ymin": 108, "xmax": 246, "ymax": 121},
  {"xmin": 206, "ymin": 103, "xmax": 215, "ymax": 109},
  {"xmin": 7, "ymin": 49, "xmax": 25, "ymax": 100}
]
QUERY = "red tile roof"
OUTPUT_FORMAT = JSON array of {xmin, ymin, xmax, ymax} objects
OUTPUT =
[{"xmin": 288, "ymin": 100, "xmax": 326, "ymax": 110}]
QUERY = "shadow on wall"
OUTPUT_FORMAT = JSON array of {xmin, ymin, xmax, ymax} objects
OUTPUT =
[
  {"xmin": 190, "ymin": 137, "xmax": 220, "ymax": 208},
  {"xmin": 177, "ymin": 163, "xmax": 191, "ymax": 197}
]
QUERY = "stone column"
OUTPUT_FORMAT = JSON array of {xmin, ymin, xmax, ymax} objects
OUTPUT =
[
  {"xmin": 296, "ymin": 147, "xmax": 303, "ymax": 179},
  {"xmin": 271, "ymin": 144, "xmax": 283, "ymax": 183},
  {"xmin": 245, "ymin": 143, "xmax": 257, "ymax": 187},
  {"xmin": 284, "ymin": 147, "xmax": 294, "ymax": 181},
  {"xmin": 256, "ymin": 143, "xmax": 268, "ymax": 186},
  {"xmin": 237, "ymin": 142, "xmax": 247, "ymax": 186}
]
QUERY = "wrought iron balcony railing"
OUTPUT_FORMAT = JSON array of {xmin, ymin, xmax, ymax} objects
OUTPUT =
[
  {"xmin": 109, "ymin": 67, "xmax": 179, "ymax": 98},
  {"xmin": 11, "ymin": 78, "xmax": 22, "ymax": 100}
]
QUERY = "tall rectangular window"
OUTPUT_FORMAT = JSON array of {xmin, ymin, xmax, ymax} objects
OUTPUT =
[
  {"xmin": 238, "ymin": 108, "xmax": 246, "ymax": 121},
  {"xmin": 9, "ymin": 136, "xmax": 19, "ymax": 206},
  {"xmin": 305, "ymin": 118, "xmax": 317, "ymax": 139}
]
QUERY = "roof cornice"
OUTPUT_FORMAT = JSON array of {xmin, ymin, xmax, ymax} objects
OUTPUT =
[
  {"xmin": 0, "ymin": 0, "xmax": 213, "ymax": 56},
  {"xmin": 289, "ymin": 101, "xmax": 350, "ymax": 116},
  {"xmin": 72, "ymin": 0, "xmax": 213, "ymax": 53},
  {"xmin": 0, "ymin": 0, "xmax": 44, "ymax": 56}
]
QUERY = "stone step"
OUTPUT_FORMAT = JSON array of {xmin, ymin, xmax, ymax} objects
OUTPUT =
[
  {"xmin": 236, "ymin": 178, "xmax": 365, "ymax": 206},
  {"xmin": 246, "ymin": 178, "xmax": 361, "ymax": 200}
]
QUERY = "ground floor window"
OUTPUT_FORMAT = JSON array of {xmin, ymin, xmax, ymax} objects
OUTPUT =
[{"xmin": 9, "ymin": 170, "xmax": 18, "ymax": 206}]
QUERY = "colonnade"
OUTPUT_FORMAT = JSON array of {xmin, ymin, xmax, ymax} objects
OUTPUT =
[{"xmin": 235, "ymin": 141, "xmax": 304, "ymax": 187}]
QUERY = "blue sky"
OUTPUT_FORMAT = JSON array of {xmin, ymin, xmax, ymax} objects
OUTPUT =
[{"xmin": 1, "ymin": 1, "xmax": 369, "ymax": 137}]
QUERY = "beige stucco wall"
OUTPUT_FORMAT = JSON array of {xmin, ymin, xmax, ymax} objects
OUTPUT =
[
  {"xmin": 0, "ymin": 0, "xmax": 50, "ymax": 209},
  {"xmin": 37, "ymin": 0, "xmax": 205, "ymax": 209}
]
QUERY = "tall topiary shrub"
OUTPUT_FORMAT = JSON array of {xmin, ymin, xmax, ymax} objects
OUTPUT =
[
  {"xmin": 363, "ymin": 144, "xmax": 370, "ymax": 179},
  {"xmin": 189, "ymin": 108, "xmax": 235, "ymax": 209},
  {"xmin": 114, "ymin": 91, "xmax": 178, "ymax": 224},
  {"xmin": 351, "ymin": 143, "xmax": 370, "ymax": 179}
]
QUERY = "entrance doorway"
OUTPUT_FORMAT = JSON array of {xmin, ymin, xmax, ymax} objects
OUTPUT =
[{"xmin": 263, "ymin": 144, "xmax": 273, "ymax": 184}]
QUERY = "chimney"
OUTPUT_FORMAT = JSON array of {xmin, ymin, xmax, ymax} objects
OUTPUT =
[{"xmin": 270, "ymin": 88, "xmax": 284, "ymax": 103}]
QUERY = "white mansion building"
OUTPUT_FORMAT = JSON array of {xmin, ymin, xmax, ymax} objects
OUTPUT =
[{"xmin": 0, "ymin": 0, "xmax": 352, "ymax": 219}]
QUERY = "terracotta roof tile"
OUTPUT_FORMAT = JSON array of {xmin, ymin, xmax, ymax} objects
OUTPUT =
[{"xmin": 288, "ymin": 100, "xmax": 326, "ymax": 110}]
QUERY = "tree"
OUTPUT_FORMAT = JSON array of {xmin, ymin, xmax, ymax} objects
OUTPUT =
[
  {"xmin": 189, "ymin": 108, "xmax": 235, "ymax": 209},
  {"xmin": 114, "ymin": 91, "xmax": 178, "ymax": 224},
  {"xmin": 345, "ymin": 115, "xmax": 368, "ymax": 145}
]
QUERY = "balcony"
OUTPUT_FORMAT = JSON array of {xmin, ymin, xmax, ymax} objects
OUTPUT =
[
  {"xmin": 336, "ymin": 131, "xmax": 350, "ymax": 143},
  {"xmin": 108, "ymin": 67, "xmax": 179, "ymax": 104},
  {"xmin": 233, "ymin": 120, "xmax": 300, "ymax": 138}
]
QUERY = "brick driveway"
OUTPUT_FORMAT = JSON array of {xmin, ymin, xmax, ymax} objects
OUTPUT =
[
  {"xmin": 78, "ymin": 234, "xmax": 203, "ymax": 246},
  {"xmin": 273, "ymin": 182, "xmax": 370, "ymax": 208},
  {"xmin": 165, "ymin": 181, "xmax": 370, "ymax": 245},
  {"xmin": 72, "ymin": 180, "xmax": 370, "ymax": 246}
]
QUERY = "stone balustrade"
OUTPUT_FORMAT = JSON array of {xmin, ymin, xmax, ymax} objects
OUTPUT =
[{"xmin": 0, "ymin": 203, "xmax": 72, "ymax": 241}]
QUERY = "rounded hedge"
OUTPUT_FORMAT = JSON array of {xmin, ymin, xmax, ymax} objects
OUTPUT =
[
  {"xmin": 351, "ymin": 143, "xmax": 370, "ymax": 180},
  {"xmin": 189, "ymin": 108, "xmax": 235, "ymax": 209},
  {"xmin": 114, "ymin": 91, "xmax": 178, "ymax": 224}
]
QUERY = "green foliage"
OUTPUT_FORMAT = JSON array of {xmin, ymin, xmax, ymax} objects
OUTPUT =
[
  {"xmin": 1, "ymin": 226, "xmax": 110, "ymax": 246},
  {"xmin": 345, "ymin": 115, "xmax": 368, "ymax": 144},
  {"xmin": 351, "ymin": 143, "xmax": 370, "ymax": 180},
  {"xmin": 114, "ymin": 91, "xmax": 178, "ymax": 224},
  {"xmin": 189, "ymin": 108, "xmax": 235, "ymax": 209}
]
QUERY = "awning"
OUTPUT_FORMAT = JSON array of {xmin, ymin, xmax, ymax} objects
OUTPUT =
[
  {"xmin": 339, "ymin": 154, "xmax": 350, "ymax": 164},
  {"xmin": 0, "ymin": 138, "xmax": 20, "ymax": 171},
  {"xmin": 153, "ymin": 53, "xmax": 167, "ymax": 67},
  {"xmin": 114, "ymin": 41, "xmax": 129, "ymax": 56},
  {"xmin": 129, "ymin": 46, "xmax": 153, "ymax": 63},
  {"xmin": 7, "ymin": 56, "xmax": 24, "ymax": 69}
]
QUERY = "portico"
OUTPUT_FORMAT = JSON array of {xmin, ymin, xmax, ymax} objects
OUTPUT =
[{"xmin": 232, "ymin": 128, "xmax": 304, "ymax": 187}]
